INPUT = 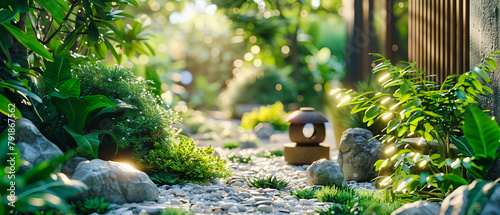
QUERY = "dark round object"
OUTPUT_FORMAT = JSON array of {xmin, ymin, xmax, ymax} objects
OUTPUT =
[
  {"xmin": 286, "ymin": 107, "xmax": 328, "ymax": 146},
  {"xmin": 286, "ymin": 107, "xmax": 328, "ymax": 123},
  {"xmin": 289, "ymin": 123, "xmax": 326, "ymax": 146}
]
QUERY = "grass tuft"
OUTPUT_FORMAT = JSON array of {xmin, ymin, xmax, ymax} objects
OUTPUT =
[{"xmin": 245, "ymin": 175, "xmax": 288, "ymax": 189}]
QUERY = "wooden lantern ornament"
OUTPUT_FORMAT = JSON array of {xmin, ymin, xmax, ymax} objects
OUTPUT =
[{"xmin": 284, "ymin": 107, "xmax": 330, "ymax": 164}]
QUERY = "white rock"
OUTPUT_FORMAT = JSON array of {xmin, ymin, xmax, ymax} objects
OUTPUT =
[
  {"xmin": 72, "ymin": 159, "xmax": 158, "ymax": 204},
  {"xmin": 257, "ymin": 205, "xmax": 274, "ymax": 213},
  {"xmin": 227, "ymin": 206, "xmax": 240, "ymax": 213}
]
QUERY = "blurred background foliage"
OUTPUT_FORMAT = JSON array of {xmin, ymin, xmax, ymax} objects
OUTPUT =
[{"xmin": 96, "ymin": 0, "xmax": 409, "ymax": 121}]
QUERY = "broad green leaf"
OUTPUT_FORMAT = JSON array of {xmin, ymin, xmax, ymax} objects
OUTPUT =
[
  {"xmin": 0, "ymin": 94, "xmax": 22, "ymax": 118},
  {"xmin": 450, "ymin": 135, "xmax": 474, "ymax": 157},
  {"xmin": 90, "ymin": 0, "xmax": 106, "ymax": 8},
  {"xmin": 456, "ymin": 89, "xmax": 467, "ymax": 100},
  {"xmin": 365, "ymin": 106, "xmax": 380, "ymax": 119},
  {"xmin": 464, "ymin": 181, "xmax": 498, "ymax": 215},
  {"xmin": 52, "ymin": 97, "xmax": 87, "ymax": 131},
  {"xmin": 388, "ymin": 118, "xmax": 402, "ymax": 132},
  {"xmin": 120, "ymin": 0, "xmax": 138, "ymax": 7},
  {"xmin": 54, "ymin": 0, "xmax": 70, "ymax": 11},
  {"xmin": 484, "ymin": 57, "xmax": 497, "ymax": 69},
  {"xmin": 43, "ymin": 56, "xmax": 71, "ymax": 95},
  {"xmin": 51, "ymin": 78, "xmax": 80, "ymax": 99},
  {"xmin": 464, "ymin": 105, "xmax": 500, "ymax": 159},
  {"xmin": 472, "ymin": 66, "xmax": 491, "ymax": 83},
  {"xmin": 82, "ymin": 94, "xmax": 116, "ymax": 114},
  {"xmin": 0, "ymin": 8, "xmax": 19, "ymax": 25},
  {"xmin": 64, "ymin": 127, "xmax": 99, "ymax": 158},
  {"xmin": 88, "ymin": 21, "xmax": 100, "ymax": 41},
  {"xmin": 424, "ymin": 111, "xmax": 442, "ymax": 118},
  {"xmin": 93, "ymin": 41, "xmax": 107, "ymax": 59},
  {"xmin": 34, "ymin": 0, "xmax": 65, "ymax": 24},
  {"xmin": 400, "ymin": 80, "xmax": 410, "ymax": 94},
  {"xmin": 0, "ymin": 82, "xmax": 42, "ymax": 103},
  {"xmin": 3, "ymin": 23, "xmax": 53, "ymax": 61},
  {"xmin": 413, "ymin": 98, "xmax": 421, "ymax": 107}
]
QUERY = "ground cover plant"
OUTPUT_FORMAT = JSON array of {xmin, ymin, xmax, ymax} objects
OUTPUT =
[
  {"xmin": 291, "ymin": 187, "xmax": 319, "ymax": 199},
  {"xmin": 245, "ymin": 175, "xmax": 289, "ymax": 190},
  {"xmin": 227, "ymin": 155, "xmax": 252, "ymax": 163},
  {"xmin": 222, "ymin": 141, "xmax": 240, "ymax": 149},
  {"xmin": 315, "ymin": 186, "xmax": 356, "ymax": 204},
  {"xmin": 333, "ymin": 52, "xmax": 499, "ymax": 200},
  {"xmin": 71, "ymin": 197, "xmax": 115, "ymax": 214},
  {"xmin": 241, "ymin": 101, "xmax": 290, "ymax": 131},
  {"xmin": 315, "ymin": 187, "xmax": 404, "ymax": 215},
  {"xmin": 141, "ymin": 138, "xmax": 231, "ymax": 183},
  {"xmin": 255, "ymin": 149, "xmax": 284, "ymax": 158}
]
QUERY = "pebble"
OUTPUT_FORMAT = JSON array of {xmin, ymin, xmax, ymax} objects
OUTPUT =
[
  {"xmin": 254, "ymin": 200, "xmax": 272, "ymax": 206},
  {"xmin": 104, "ymin": 148, "xmax": 376, "ymax": 215},
  {"xmin": 258, "ymin": 205, "xmax": 274, "ymax": 212},
  {"xmin": 191, "ymin": 206, "xmax": 203, "ymax": 213},
  {"xmin": 227, "ymin": 206, "xmax": 240, "ymax": 213}
]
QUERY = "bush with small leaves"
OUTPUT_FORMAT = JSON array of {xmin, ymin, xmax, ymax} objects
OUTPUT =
[
  {"xmin": 140, "ymin": 138, "xmax": 231, "ymax": 183},
  {"xmin": 245, "ymin": 175, "xmax": 288, "ymax": 190},
  {"xmin": 227, "ymin": 155, "xmax": 252, "ymax": 163},
  {"xmin": 222, "ymin": 141, "xmax": 240, "ymax": 149},
  {"xmin": 73, "ymin": 63, "xmax": 181, "ymax": 160},
  {"xmin": 255, "ymin": 149, "xmax": 284, "ymax": 158}
]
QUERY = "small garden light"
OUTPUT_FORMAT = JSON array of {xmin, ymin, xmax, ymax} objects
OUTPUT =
[{"xmin": 283, "ymin": 107, "xmax": 330, "ymax": 165}]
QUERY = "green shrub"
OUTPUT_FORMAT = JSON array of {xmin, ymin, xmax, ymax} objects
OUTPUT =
[
  {"xmin": 315, "ymin": 186, "xmax": 356, "ymax": 204},
  {"xmin": 240, "ymin": 101, "xmax": 290, "ymax": 131},
  {"xmin": 140, "ymin": 138, "xmax": 231, "ymax": 183},
  {"xmin": 245, "ymin": 175, "xmax": 288, "ymax": 189},
  {"xmin": 72, "ymin": 63, "xmax": 181, "ymax": 160},
  {"xmin": 291, "ymin": 188, "xmax": 318, "ymax": 199},
  {"xmin": 71, "ymin": 197, "xmax": 115, "ymax": 214},
  {"xmin": 227, "ymin": 155, "xmax": 252, "ymax": 163},
  {"xmin": 255, "ymin": 149, "xmax": 284, "ymax": 158},
  {"xmin": 334, "ymin": 53, "xmax": 499, "ymax": 200},
  {"xmin": 222, "ymin": 141, "xmax": 240, "ymax": 149}
]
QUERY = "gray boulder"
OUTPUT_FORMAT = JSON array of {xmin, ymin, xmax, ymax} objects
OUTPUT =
[
  {"xmin": 61, "ymin": 157, "xmax": 88, "ymax": 177},
  {"xmin": 391, "ymin": 200, "xmax": 440, "ymax": 215},
  {"xmin": 306, "ymin": 159, "xmax": 346, "ymax": 187},
  {"xmin": 338, "ymin": 128, "xmax": 382, "ymax": 181},
  {"xmin": 440, "ymin": 182, "xmax": 500, "ymax": 215},
  {"xmin": 254, "ymin": 123, "xmax": 275, "ymax": 139},
  {"xmin": 72, "ymin": 159, "xmax": 158, "ymax": 204},
  {"xmin": 15, "ymin": 118, "xmax": 63, "ymax": 171}
]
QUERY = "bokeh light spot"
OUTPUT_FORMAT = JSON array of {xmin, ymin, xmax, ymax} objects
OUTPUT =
[
  {"xmin": 180, "ymin": 71, "xmax": 193, "ymax": 85},
  {"xmin": 249, "ymin": 36, "xmax": 257, "ymax": 43},
  {"xmin": 281, "ymin": 45, "xmax": 290, "ymax": 54},
  {"xmin": 251, "ymin": 45, "xmax": 260, "ymax": 54},
  {"xmin": 253, "ymin": 59, "xmax": 262, "ymax": 67},
  {"xmin": 275, "ymin": 83, "xmax": 282, "ymax": 91},
  {"xmin": 244, "ymin": 52, "xmax": 254, "ymax": 61},
  {"xmin": 233, "ymin": 59, "xmax": 244, "ymax": 67}
]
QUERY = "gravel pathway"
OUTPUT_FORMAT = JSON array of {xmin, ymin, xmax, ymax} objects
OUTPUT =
[{"xmin": 104, "ymin": 148, "xmax": 376, "ymax": 215}]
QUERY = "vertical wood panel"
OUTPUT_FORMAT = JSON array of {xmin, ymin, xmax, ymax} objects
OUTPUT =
[{"xmin": 408, "ymin": 0, "xmax": 469, "ymax": 83}]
